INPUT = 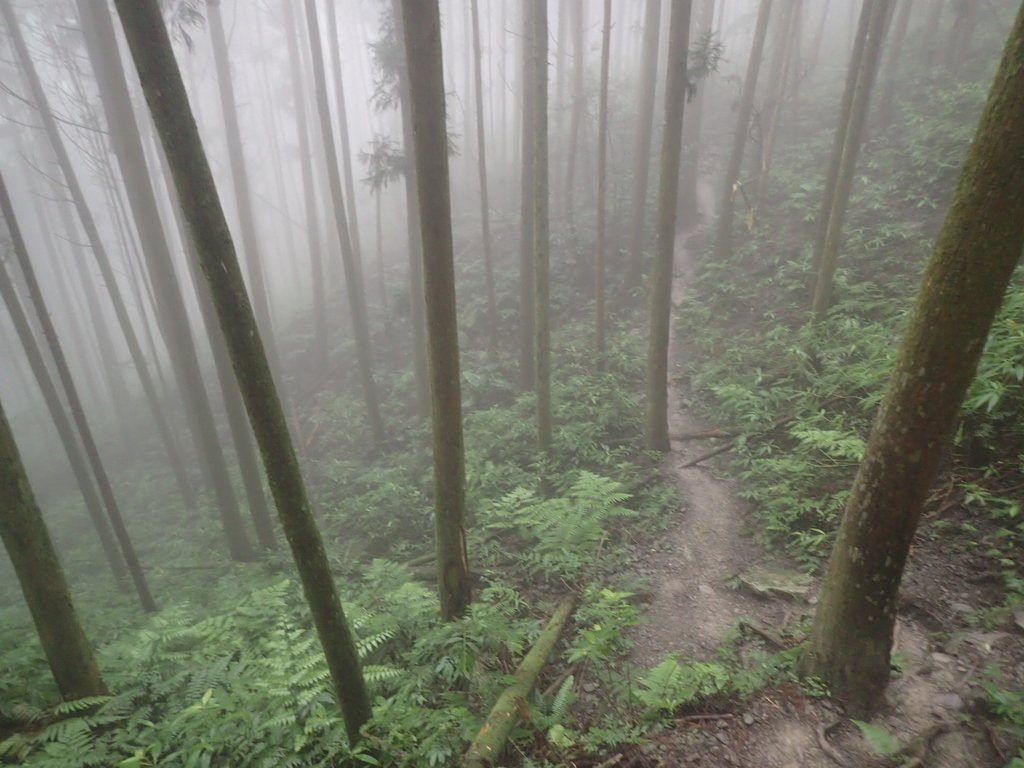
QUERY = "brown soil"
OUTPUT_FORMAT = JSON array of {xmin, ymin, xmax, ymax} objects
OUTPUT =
[{"xmin": 621, "ymin": 226, "xmax": 1024, "ymax": 767}]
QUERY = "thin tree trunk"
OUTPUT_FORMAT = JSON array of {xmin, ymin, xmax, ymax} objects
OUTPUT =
[
  {"xmin": 595, "ymin": 0, "xmax": 612, "ymax": 363},
  {"xmin": 114, "ymin": 0, "xmax": 372, "ymax": 741},
  {"xmin": 533, "ymin": 0, "xmax": 552, "ymax": 453},
  {"xmin": 802, "ymin": 3, "xmax": 1024, "ymax": 713},
  {"xmin": 628, "ymin": 0, "xmax": 663, "ymax": 284},
  {"xmin": 520, "ymin": 0, "xmax": 537, "ymax": 391},
  {"xmin": 282, "ymin": 0, "xmax": 328, "ymax": 369},
  {"xmin": 305, "ymin": 0, "xmax": 385, "ymax": 447},
  {"xmin": 0, "ymin": 393, "xmax": 107, "ymax": 700},
  {"xmin": 207, "ymin": 0, "xmax": 280, "ymax": 374},
  {"xmin": 563, "ymin": 0, "xmax": 586, "ymax": 225},
  {"xmin": 0, "ymin": 171, "xmax": 157, "ymax": 613},
  {"xmin": 712, "ymin": 0, "xmax": 773, "ymax": 262},
  {"xmin": 754, "ymin": 0, "xmax": 800, "ymax": 205},
  {"xmin": 811, "ymin": 0, "xmax": 892, "ymax": 321},
  {"xmin": 645, "ymin": 0, "xmax": 693, "ymax": 453},
  {"xmin": 399, "ymin": 0, "xmax": 473, "ymax": 621},
  {"xmin": 470, "ymin": 0, "xmax": 499, "ymax": 355},
  {"xmin": 324, "ymin": 0, "xmax": 365, "ymax": 288},
  {"xmin": 679, "ymin": 0, "xmax": 715, "ymax": 227},
  {"xmin": 0, "ymin": 226, "xmax": 128, "ymax": 588}
]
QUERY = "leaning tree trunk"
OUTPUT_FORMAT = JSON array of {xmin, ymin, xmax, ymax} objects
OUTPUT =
[
  {"xmin": 0, "ymin": 211, "xmax": 128, "ymax": 588},
  {"xmin": 712, "ymin": 0, "xmax": 773, "ymax": 262},
  {"xmin": 801, "ymin": 2, "xmax": 1024, "ymax": 714},
  {"xmin": 644, "ymin": 0, "xmax": 693, "ymax": 453},
  {"xmin": 113, "ymin": 0, "xmax": 372, "ymax": 742},
  {"xmin": 811, "ymin": 0, "xmax": 892, "ymax": 322},
  {"xmin": 470, "ymin": 0, "xmax": 499, "ymax": 355},
  {"xmin": 0, "ymin": 393, "xmax": 107, "ymax": 701},
  {"xmin": 399, "ymin": 0, "xmax": 473, "ymax": 621},
  {"xmin": 594, "ymin": 0, "xmax": 612, "ymax": 363},
  {"xmin": 533, "ymin": 0, "xmax": 552, "ymax": 453},
  {"xmin": 305, "ymin": 0, "xmax": 385, "ymax": 448},
  {"xmin": 626, "ymin": 0, "xmax": 663, "ymax": 285},
  {"xmin": 0, "ymin": 172, "xmax": 157, "ymax": 613}
]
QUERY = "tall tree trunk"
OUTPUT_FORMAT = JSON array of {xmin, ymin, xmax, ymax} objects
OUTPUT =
[
  {"xmin": 878, "ymin": 0, "xmax": 914, "ymax": 127},
  {"xmin": 399, "ymin": 0, "xmax": 473, "ymax": 621},
  {"xmin": 0, "ymin": 172, "xmax": 157, "ymax": 613},
  {"xmin": 645, "ymin": 0, "xmax": 693, "ymax": 453},
  {"xmin": 808, "ymin": 0, "xmax": 875, "ymax": 294},
  {"xmin": 811, "ymin": 0, "xmax": 892, "ymax": 321},
  {"xmin": 533, "ymin": 0, "xmax": 552, "ymax": 453},
  {"xmin": 470, "ymin": 0, "xmax": 499, "ymax": 354},
  {"xmin": 628, "ymin": 0, "xmax": 663, "ymax": 284},
  {"xmin": 563, "ymin": 0, "xmax": 586, "ymax": 225},
  {"xmin": 392, "ymin": 0, "xmax": 431, "ymax": 421},
  {"xmin": 114, "ymin": 0, "xmax": 372, "ymax": 742},
  {"xmin": 595, "ymin": 0, "xmax": 612, "ymax": 362},
  {"xmin": 801, "ymin": 3, "xmax": 1024, "ymax": 713},
  {"xmin": 305, "ymin": 0, "xmax": 385, "ymax": 447},
  {"xmin": 754, "ymin": 0, "xmax": 800, "ymax": 205},
  {"xmin": 207, "ymin": 0, "xmax": 280, "ymax": 374},
  {"xmin": 323, "ymin": 0, "xmax": 365, "ymax": 287},
  {"xmin": 0, "ymin": 220, "xmax": 128, "ymax": 588},
  {"xmin": 679, "ymin": 0, "xmax": 715, "ymax": 227},
  {"xmin": 0, "ymin": 393, "xmax": 107, "ymax": 700},
  {"xmin": 712, "ymin": 0, "xmax": 773, "ymax": 262},
  {"xmin": 520, "ymin": 0, "xmax": 537, "ymax": 391},
  {"xmin": 282, "ymin": 0, "xmax": 328, "ymax": 369}
]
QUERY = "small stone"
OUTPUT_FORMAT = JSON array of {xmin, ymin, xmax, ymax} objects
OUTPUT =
[
  {"xmin": 717, "ymin": 719, "xmax": 729, "ymax": 730},
  {"xmin": 931, "ymin": 652, "xmax": 954, "ymax": 665},
  {"xmin": 686, "ymin": 754, "xmax": 702, "ymax": 764},
  {"xmin": 935, "ymin": 693, "xmax": 965, "ymax": 711},
  {"xmin": 698, "ymin": 584, "xmax": 714, "ymax": 596},
  {"xmin": 742, "ymin": 712, "xmax": 755, "ymax": 726},
  {"xmin": 1014, "ymin": 608, "xmax": 1024, "ymax": 631},
  {"xmin": 950, "ymin": 602, "xmax": 973, "ymax": 615}
]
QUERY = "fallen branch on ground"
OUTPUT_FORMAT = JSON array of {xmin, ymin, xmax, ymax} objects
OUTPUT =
[{"xmin": 462, "ymin": 598, "xmax": 576, "ymax": 768}]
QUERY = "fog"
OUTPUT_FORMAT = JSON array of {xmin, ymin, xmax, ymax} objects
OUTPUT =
[{"xmin": 1, "ymin": 0, "xmax": 1021, "ymax": 763}]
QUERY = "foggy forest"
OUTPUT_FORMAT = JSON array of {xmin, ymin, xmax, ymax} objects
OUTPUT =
[{"xmin": 0, "ymin": 0, "xmax": 1023, "ymax": 765}]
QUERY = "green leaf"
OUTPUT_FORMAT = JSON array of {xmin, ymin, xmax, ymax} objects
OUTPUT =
[{"xmin": 852, "ymin": 720, "xmax": 901, "ymax": 756}]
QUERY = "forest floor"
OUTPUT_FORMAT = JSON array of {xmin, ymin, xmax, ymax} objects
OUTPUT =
[{"xmin": 622, "ymin": 221, "xmax": 1021, "ymax": 767}]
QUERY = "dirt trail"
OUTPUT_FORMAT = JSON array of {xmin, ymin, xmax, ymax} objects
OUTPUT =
[{"xmin": 627, "ymin": 219, "xmax": 1006, "ymax": 767}]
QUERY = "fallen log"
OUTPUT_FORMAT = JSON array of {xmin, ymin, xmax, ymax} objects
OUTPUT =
[{"xmin": 462, "ymin": 598, "xmax": 576, "ymax": 768}]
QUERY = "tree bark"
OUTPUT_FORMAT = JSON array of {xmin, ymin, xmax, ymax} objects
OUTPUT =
[
  {"xmin": 399, "ymin": 0, "xmax": 473, "ymax": 621},
  {"xmin": 0, "ymin": 393, "xmax": 108, "ymax": 700},
  {"xmin": 305, "ymin": 0, "xmax": 385, "ymax": 447},
  {"xmin": 627, "ymin": 0, "xmax": 663, "ymax": 284},
  {"xmin": 563, "ymin": 0, "xmax": 586, "ymax": 225},
  {"xmin": 802, "ymin": 2, "xmax": 1024, "ymax": 714},
  {"xmin": 114, "ymin": 0, "xmax": 372, "ymax": 741},
  {"xmin": 645, "ymin": 0, "xmax": 693, "ymax": 453},
  {"xmin": 519, "ymin": 0, "xmax": 537, "ymax": 391},
  {"xmin": 712, "ymin": 0, "xmax": 773, "ymax": 262},
  {"xmin": 811, "ymin": 0, "xmax": 892, "ymax": 321}
]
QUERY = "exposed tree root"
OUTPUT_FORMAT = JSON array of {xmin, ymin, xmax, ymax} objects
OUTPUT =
[{"xmin": 817, "ymin": 718, "xmax": 846, "ymax": 766}]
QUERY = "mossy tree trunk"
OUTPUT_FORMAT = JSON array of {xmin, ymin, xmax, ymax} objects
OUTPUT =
[
  {"xmin": 113, "ymin": 0, "xmax": 372, "ymax": 742},
  {"xmin": 0, "ymin": 394, "xmax": 107, "ymax": 700},
  {"xmin": 712, "ymin": 0, "xmax": 773, "ymax": 262},
  {"xmin": 399, "ymin": 0, "xmax": 473, "ymax": 621},
  {"xmin": 801, "ymin": 1, "xmax": 1024, "ymax": 715},
  {"xmin": 645, "ymin": 0, "xmax": 692, "ymax": 453},
  {"xmin": 811, "ymin": 0, "xmax": 892, "ymax": 322},
  {"xmin": 627, "ymin": 0, "xmax": 663, "ymax": 284}
]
